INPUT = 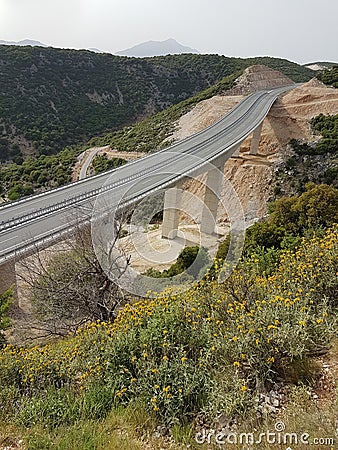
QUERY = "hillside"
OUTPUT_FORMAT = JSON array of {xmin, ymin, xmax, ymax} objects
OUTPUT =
[
  {"xmin": 0, "ymin": 60, "xmax": 337, "ymax": 448},
  {"xmin": 305, "ymin": 61, "xmax": 338, "ymax": 70},
  {"xmin": 1, "ymin": 221, "xmax": 337, "ymax": 448},
  {"xmin": 0, "ymin": 64, "xmax": 332, "ymax": 203},
  {"xmin": 0, "ymin": 46, "xmax": 314, "ymax": 162},
  {"xmin": 225, "ymin": 64, "xmax": 294, "ymax": 94},
  {"xmin": 0, "ymin": 72, "xmax": 240, "ymax": 202},
  {"xmin": 166, "ymin": 68, "xmax": 338, "ymax": 220},
  {"xmin": 316, "ymin": 65, "xmax": 338, "ymax": 88},
  {"xmin": 148, "ymin": 54, "xmax": 314, "ymax": 84}
]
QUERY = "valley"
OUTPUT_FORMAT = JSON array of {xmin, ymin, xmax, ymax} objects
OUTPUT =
[{"xmin": 0, "ymin": 47, "xmax": 337, "ymax": 450}]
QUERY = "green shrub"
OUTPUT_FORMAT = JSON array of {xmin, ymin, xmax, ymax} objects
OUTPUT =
[
  {"xmin": 16, "ymin": 388, "xmax": 79, "ymax": 428},
  {"xmin": 0, "ymin": 288, "xmax": 13, "ymax": 348},
  {"xmin": 145, "ymin": 246, "xmax": 210, "ymax": 279},
  {"xmin": 92, "ymin": 154, "xmax": 126, "ymax": 174},
  {"xmin": 98, "ymin": 302, "xmax": 217, "ymax": 426},
  {"xmin": 0, "ymin": 227, "xmax": 336, "ymax": 430},
  {"xmin": 269, "ymin": 183, "xmax": 338, "ymax": 233},
  {"xmin": 317, "ymin": 65, "xmax": 338, "ymax": 88}
]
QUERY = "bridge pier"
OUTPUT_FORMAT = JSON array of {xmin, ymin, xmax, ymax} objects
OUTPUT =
[
  {"xmin": 200, "ymin": 161, "xmax": 225, "ymax": 235},
  {"xmin": 162, "ymin": 185, "xmax": 183, "ymax": 239},
  {"xmin": 0, "ymin": 260, "xmax": 17, "ymax": 299},
  {"xmin": 249, "ymin": 122, "xmax": 263, "ymax": 155}
]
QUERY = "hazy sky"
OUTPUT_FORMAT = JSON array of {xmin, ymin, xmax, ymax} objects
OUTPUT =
[{"xmin": 0, "ymin": 0, "xmax": 337, "ymax": 64}]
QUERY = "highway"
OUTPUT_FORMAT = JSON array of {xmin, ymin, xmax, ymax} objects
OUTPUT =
[{"xmin": 0, "ymin": 84, "xmax": 296, "ymax": 263}]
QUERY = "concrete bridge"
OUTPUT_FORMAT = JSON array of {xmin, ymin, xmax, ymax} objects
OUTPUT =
[{"xmin": 0, "ymin": 84, "xmax": 296, "ymax": 295}]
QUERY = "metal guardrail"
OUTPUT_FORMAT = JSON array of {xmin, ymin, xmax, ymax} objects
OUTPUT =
[
  {"xmin": 0, "ymin": 90, "xmax": 273, "ymax": 231},
  {"xmin": 0, "ymin": 85, "xmax": 297, "ymax": 264}
]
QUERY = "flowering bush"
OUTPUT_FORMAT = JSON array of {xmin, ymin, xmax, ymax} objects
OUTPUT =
[{"xmin": 0, "ymin": 227, "xmax": 336, "ymax": 427}]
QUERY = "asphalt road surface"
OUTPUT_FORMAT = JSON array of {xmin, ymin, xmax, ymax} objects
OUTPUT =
[{"xmin": 0, "ymin": 85, "xmax": 296, "ymax": 263}]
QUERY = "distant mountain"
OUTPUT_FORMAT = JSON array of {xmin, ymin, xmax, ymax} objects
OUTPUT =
[
  {"xmin": 116, "ymin": 38, "xmax": 199, "ymax": 57},
  {"xmin": 0, "ymin": 39, "xmax": 47, "ymax": 47},
  {"xmin": 0, "ymin": 40, "xmax": 105, "ymax": 54}
]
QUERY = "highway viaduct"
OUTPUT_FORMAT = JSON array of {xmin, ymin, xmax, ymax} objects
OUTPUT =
[{"xmin": 0, "ymin": 85, "xmax": 297, "ymax": 297}]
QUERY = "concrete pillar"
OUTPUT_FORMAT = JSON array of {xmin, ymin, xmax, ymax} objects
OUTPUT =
[
  {"xmin": 231, "ymin": 143, "xmax": 241, "ymax": 157},
  {"xmin": 162, "ymin": 186, "xmax": 183, "ymax": 239},
  {"xmin": 0, "ymin": 260, "xmax": 17, "ymax": 298},
  {"xmin": 249, "ymin": 122, "xmax": 263, "ymax": 155},
  {"xmin": 200, "ymin": 161, "xmax": 225, "ymax": 235}
]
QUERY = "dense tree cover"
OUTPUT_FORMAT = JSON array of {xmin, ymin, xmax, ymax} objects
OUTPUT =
[
  {"xmin": 269, "ymin": 183, "xmax": 337, "ymax": 233},
  {"xmin": 0, "ymin": 46, "xmax": 314, "ymax": 160},
  {"xmin": 317, "ymin": 65, "xmax": 338, "ymax": 88},
  {"xmin": 0, "ymin": 145, "xmax": 80, "ymax": 201},
  {"xmin": 0, "ymin": 71, "xmax": 237, "ymax": 200},
  {"xmin": 147, "ymin": 54, "xmax": 314, "ymax": 84},
  {"xmin": 0, "ymin": 48, "xmax": 238, "ymax": 160},
  {"xmin": 91, "ymin": 154, "xmax": 126, "ymax": 175},
  {"xmin": 216, "ymin": 183, "xmax": 338, "ymax": 276},
  {"xmin": 0, "ymin": 72, "xmax": 239, "ymax": 200},
  {"xmin": 311, "ymin": 113, "xmax": 338, "ymax": 154},
  {"xmin": 88, "ymin": 71, "xmax": 241, "ymax": 153}
]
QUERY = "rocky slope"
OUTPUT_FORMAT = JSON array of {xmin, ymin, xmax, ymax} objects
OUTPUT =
[
  {"xmin": 226, "ymin": 64, "xmax": 294, "ymax": 94},
  {"xmin": 169, "ymin": 66, "xmax": 338, "ymax": 222}
]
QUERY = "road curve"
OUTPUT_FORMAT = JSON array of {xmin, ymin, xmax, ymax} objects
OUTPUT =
[
  {"xmin": 79, "ymin": 146, "xmax": 110, "ymax": 180},
  {"xmin": 0, "ymin": 85, "xmax": 296, "ymax": 263}
]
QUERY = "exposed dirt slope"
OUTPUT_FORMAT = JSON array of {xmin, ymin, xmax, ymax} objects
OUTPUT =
[
  {"xmin": 226, "ymin": 64, "xmax": 294, "ymax": 95},
  {"xmin": 169, "ymin": 67, "xmax": 338, "ymax": 221}
]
